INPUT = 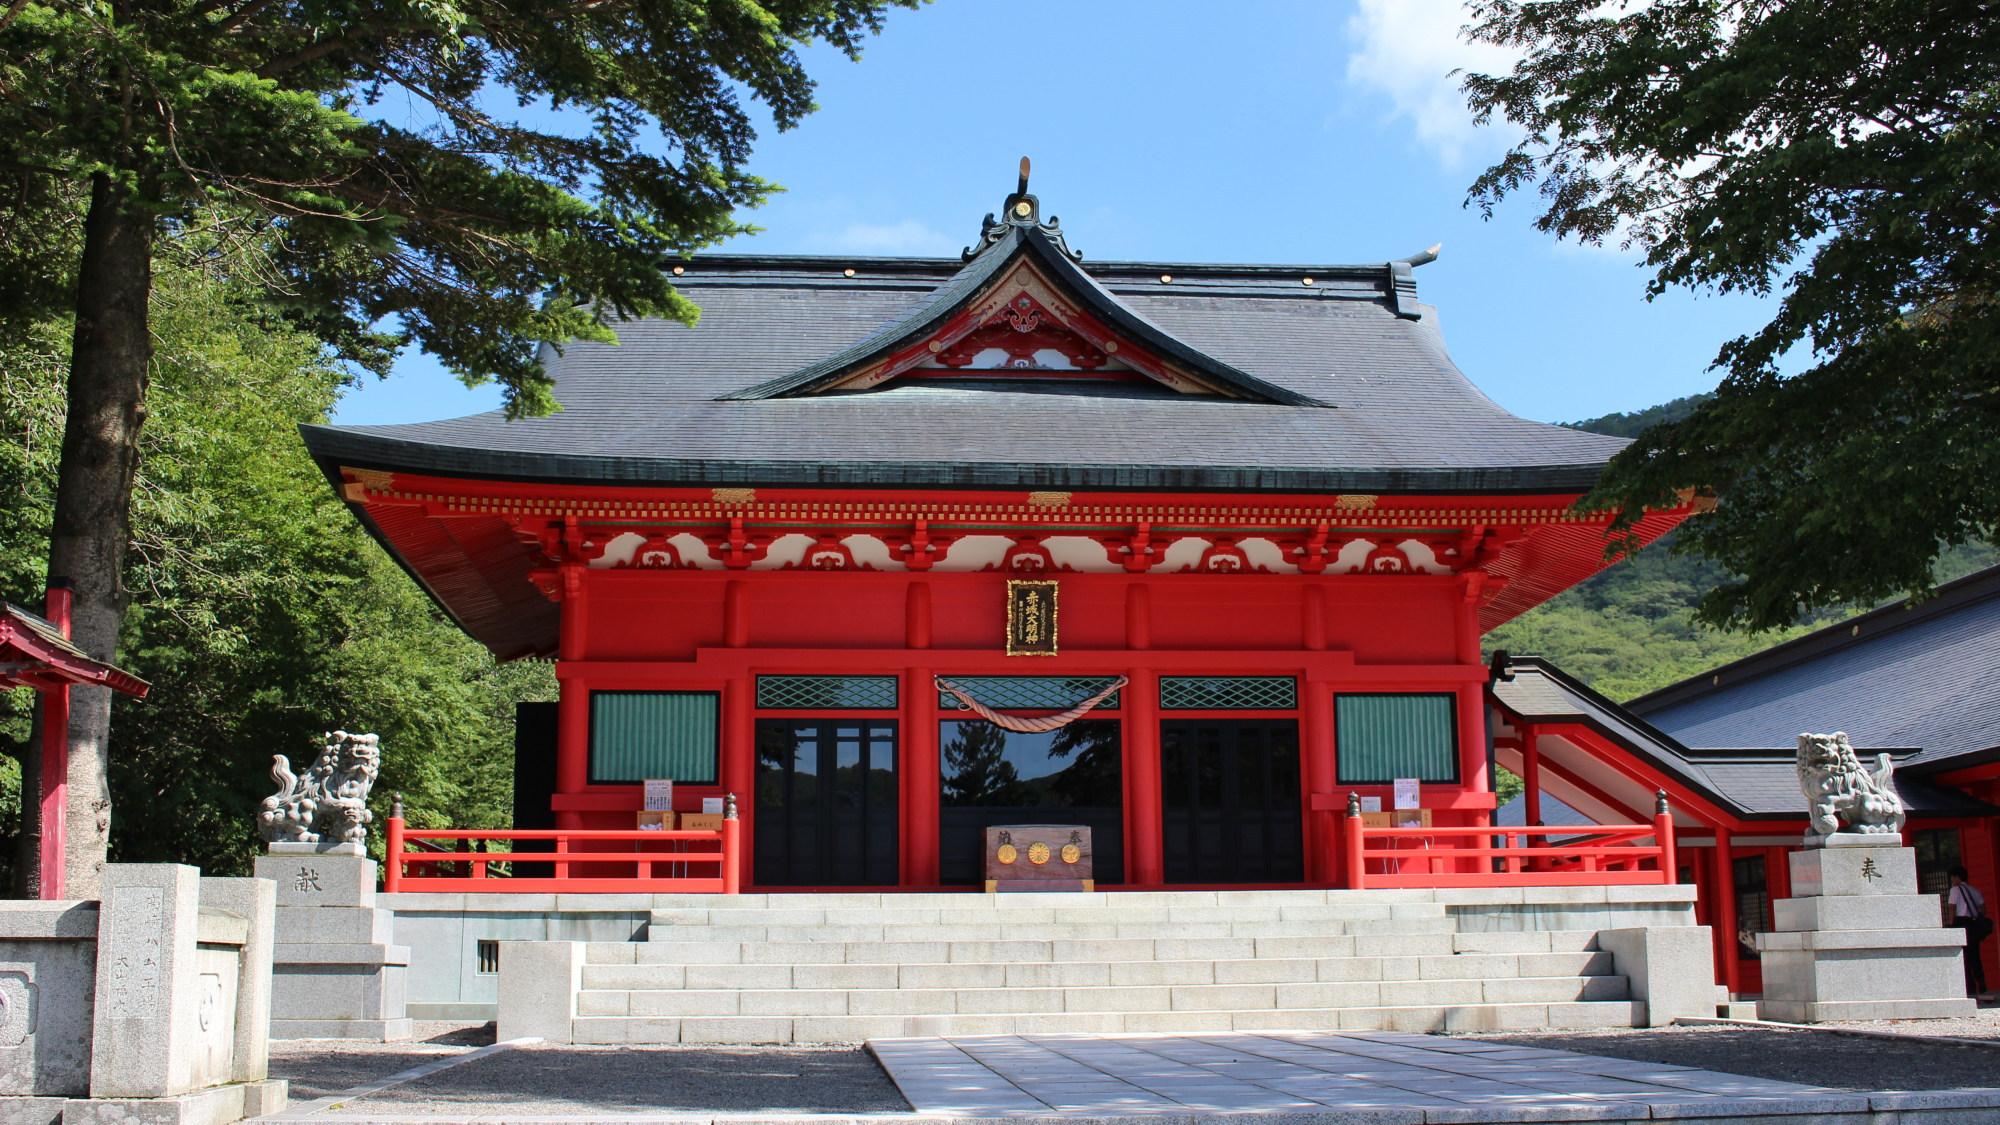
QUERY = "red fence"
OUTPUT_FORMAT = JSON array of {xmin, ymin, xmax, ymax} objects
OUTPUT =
[
  {"xmin": 383, "ymin": 817, "xmax": 742, "ymax": 894},
  {"xmin": 1343, "ymin": 805, "xmax": 1677, "ymax": 889}
]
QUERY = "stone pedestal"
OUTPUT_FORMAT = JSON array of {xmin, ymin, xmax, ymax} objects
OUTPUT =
[
  {"xmin": 253, "ymin": 853, "xmax": 412, "ymax": 1041},
  {"xmin": 1756, "ymin": 842, "xmax": 1975, "ymax": 1022}
]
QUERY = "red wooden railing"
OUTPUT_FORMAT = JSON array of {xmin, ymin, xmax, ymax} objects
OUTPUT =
[
  {"xmin": 1342, "ymin": 791, "xmax": 1677, "ymax": 889},
  {"xmin": 382, "ymin": 798, "xmax": 742, "ymax": 894}
]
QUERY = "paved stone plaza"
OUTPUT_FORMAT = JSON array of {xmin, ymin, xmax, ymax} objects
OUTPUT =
[
  {"xmin": 867, "ymin": 1032, "xmax": 1843, "ymax": 1115},
  {"xmin": 257, "ymin": 1028, "xmax": 2000, "ymax": 1123}
]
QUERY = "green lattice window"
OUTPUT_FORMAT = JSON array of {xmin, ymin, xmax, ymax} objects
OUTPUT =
[
  {"xmin": 590, "ymin": 691, "xmax": 719, "ymax": 784},
  {"xmin": 756, "ymin": 675, "xmax": 898, "ymax": 710},
  {"xmin": 937, "ymin": 676, "xmax": 1122, "ymax": 711},
  {"xmin": 1159, "ymin": 676, "xmax": 1297, "ymax": 710},
  {"xmin": 1335, "ymin": 693, "xmax": 1458, "ymax": 784}
]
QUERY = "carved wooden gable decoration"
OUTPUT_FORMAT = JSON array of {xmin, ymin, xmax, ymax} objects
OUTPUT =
[{"xmin": 720, "ymin": 162, "xmax": 1327, "ymax": 408}]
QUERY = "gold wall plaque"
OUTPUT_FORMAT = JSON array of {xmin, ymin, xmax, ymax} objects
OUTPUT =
[
  {"xmin": 1027, "ymin": 842, "xmax": 1051, "ymax": 865},
  {"xmin": 1005, "ymin": 579, "xmax": 1058, "ymax": 656},
  {"xmin": 996, "ymin": 844, "xmax": 1018, "ymax": 865}
]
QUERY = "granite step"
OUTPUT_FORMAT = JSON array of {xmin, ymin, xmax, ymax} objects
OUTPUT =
[
  {"xmin": 640, "ymin": 917, "xmax": 1452, "ymax": 944},
  {"xmin": 563, "ymin": 1000, "xmax": 1646, "ymax": 1044},
  {"xmin": 578, "ymin": 950, "xmax": 1615, "ymax": 992},
  {"xmin": 575, "ymin": 973, "xmax": 1627, "ymax": 1018},
  {"xmin": 645, "ymin": 903, "xmax": 1450, "ymax": 930}
]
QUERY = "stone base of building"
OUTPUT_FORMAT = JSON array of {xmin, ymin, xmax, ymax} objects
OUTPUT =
[{"xmin": 272, "ymin": 1017, "xmax": 416, "ymax": 1040}]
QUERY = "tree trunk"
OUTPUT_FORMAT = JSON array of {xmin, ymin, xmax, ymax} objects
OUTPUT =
[{"xmin": 48, "ymin": 172, "xmax": 153, "ymax": 900}]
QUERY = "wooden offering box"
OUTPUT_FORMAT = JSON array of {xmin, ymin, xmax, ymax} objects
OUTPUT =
[{"xmin": 983, "ymin": 824, "xmax": 1093, "ymax": 892}]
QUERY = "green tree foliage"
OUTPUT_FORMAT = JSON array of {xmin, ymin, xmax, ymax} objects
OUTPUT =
[
  {"xmin": 1463, "ymin": 0, "xmax": 2000, "ymax": 631},
  {"xmin": 1, "ymin": 0, "xmax": 914, "ymax": 886},
  {"xmin": 0, "ymin": 244, "xmax": 553, "ymax": 886},
  {"xmin": 1486, "ymin": 398, "xmax": 2000, "ymax": 702}
]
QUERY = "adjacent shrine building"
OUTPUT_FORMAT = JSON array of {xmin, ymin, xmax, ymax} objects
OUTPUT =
[{"xmin": 304, "ymin": 172, "xmax": 1693, "ymax": 892}]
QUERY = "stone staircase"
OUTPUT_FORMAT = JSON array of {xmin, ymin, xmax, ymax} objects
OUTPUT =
[{"xmin": 499, "ymin": 887, "xmax": 1711, "ymax": 1044}]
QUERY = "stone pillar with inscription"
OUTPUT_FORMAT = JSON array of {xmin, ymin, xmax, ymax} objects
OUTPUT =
[
  {"xmin": 252, "ymin": 843, "xmax": 412, "ymax": 1040},
  {"xmin": 1756, "ymin": 840, "xmax": 1977, "ymax": 1022}
]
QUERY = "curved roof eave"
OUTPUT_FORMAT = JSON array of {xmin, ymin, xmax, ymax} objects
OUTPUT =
[{"xmin": 299, "ymin": 423, "xmax": 1611, "ymax": 495}]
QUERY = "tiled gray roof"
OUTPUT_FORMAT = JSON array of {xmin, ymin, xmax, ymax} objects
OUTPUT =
[
  {"xmin": 301, "ymin": 243, "xmax": 1631, "ymax": 492},
  {"xmin": 1629, "ymin": 566, "xmax": 2000, "ymax": 769},
  {"xmin": 1492, "ymin": 657, "xmax": 1994, "ymax": 820}
]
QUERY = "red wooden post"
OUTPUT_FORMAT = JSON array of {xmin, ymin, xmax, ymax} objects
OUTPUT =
[
  {"xmin": 1653, "ymin": 789, "xmax": 1677, "ymax": 885},
  {"xmin": 722, "ymin": 792, "xmax": 742, "ymax": 894},
  {"xmin": 1713, "ymin": 825, "xmax": 1740, "ymax": 994},
  {"xmin": 1342, "ymin": 794, "xmax": 1365, "ymax": 889},
  {"xmin": 384, "ymin": 796, "xmax": 405, "ymax": 893},
  {"xmin": 902, "ymin": 665, "xmax": 938, "ymax": 886},
  {"xmin": 1521, "ymin": 722, "xmax": 1542, "ymax": 830},
  {"xmin": 1125, "ymin": 668, "xmax": 1164, "ymax": 887},
  {"xmin": 37, "ymin": 582, "xmax": 71, "ymax": 901}
]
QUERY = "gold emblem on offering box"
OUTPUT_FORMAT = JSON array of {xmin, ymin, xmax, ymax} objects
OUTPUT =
[
  {"xmin": 996, "ymin": 843, "xmax": 1018, "ymax": 865},
  {"xmin": 1060, "ymin": 843, "xmax": 1081, "ymax": 865},
  {"xmin": 1027, "ymin": 842, "xmax": 1051, "ymax": 865},
  {"xmin": 1005, "ymin": 579, "xmax": 1058, "ymax": 656}
]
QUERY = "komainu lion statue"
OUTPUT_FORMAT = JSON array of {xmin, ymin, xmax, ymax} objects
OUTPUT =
[
  {"xmin": 259, "ymin": 730, "xmax": 381, "ymax": 845},
  {"xmin": 1796, "ymin": 731, "xmax": 1905, "ymax": 837}
]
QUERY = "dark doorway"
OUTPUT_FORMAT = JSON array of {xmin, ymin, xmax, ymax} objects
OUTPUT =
[
  {"xmin": 755, "ymin": 720, "xmax": 899, "ymax": 886},
  {"xmin": 938, "ymin": 719, "xmax": 1124, "ymax": 885},
  {"xmin": 1160, "ymin": 719, "xmax": 1304, "ymax": 884}
]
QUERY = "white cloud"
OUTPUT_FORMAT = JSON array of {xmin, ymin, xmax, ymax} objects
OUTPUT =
[
  {"xmin": 809, "ymin": 219, "xmax": 955, "ymax": 257},
  {"xmin": 1345, "ymin": 0, "xmax": 1519, "ymax": 167}
]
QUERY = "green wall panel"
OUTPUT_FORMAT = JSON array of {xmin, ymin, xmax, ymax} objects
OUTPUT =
[
  {"xmin": 590, "ymin": 691, "xmax": 719, "ymax": 783},
  {"xmin": 1335, "ymin": 694, "xmax": 1457, "ymax": 783}
]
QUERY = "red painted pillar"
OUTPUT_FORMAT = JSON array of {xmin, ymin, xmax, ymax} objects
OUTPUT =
[
  {"xmin": 1453, "ymin": 587, "xmax": 1490, "ymax": 824},
  {"xmin": 1302, "ymin": 679, "xmax": 1336, "ymax": 884},
  {"xmin": 38, "ymin": 582, "xmax": 71, "ymax": 900},
  {"xmin": 1713, "ymin": 826, "xmax": 1741, "ymax": 994},
  {"xmin": 555, "ymin": 562, "xmax": 589, "ymax": 829},
  {"xmin": 1125, "ymin": 583, "xmax": 1151, "ymax": 651},
  {"xmin": 1124, "ymin": 667, "xmax": 1162, "ymax": 887},
  {"xmin": 721, "ymin": 675, "xmax": 754, "ymax": 867},
  {"xmin": 904, "ymin": 666, "xmax": 939, "ymax": 886},
  {"xmin": 1521, "ymin": 723, "xmax": 1542, "ymax": 828}
]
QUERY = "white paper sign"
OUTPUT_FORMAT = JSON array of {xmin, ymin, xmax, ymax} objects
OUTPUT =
[
  {"xmin": 701, "ymin": 796, "xmax": 724, "ymax": 815},
  {"xmin": 1392, "ymin": 778, "xmax": 1421, "ymax": 810},
  {"xmin": 643, "ymin": 779, "xmax": 674, "ymax": 811},
  {"xmin": 1359, "ymin": 796, "xmax": 1383, "ymax": 813}
]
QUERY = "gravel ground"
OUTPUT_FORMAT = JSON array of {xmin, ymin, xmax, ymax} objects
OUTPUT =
[
  {"xmin": 272, "ymin": 1027, "xmax": 908, "ymax": 1115},
  {"xmin": 270, "ymin": 1023, "xmax": 498, "ymax": 1101},
  {"xmin": 1466, "ymin": 1022, "xmax": 2000, "ymax": 1092}
]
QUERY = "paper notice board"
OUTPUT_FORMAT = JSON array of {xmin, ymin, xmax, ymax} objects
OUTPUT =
[
  {"xmin": 643, "ymin": 779, "xmax": 674, "ymax": 811},
  {"xmin": 1392, "ymin": 778, "xmax": 1421, "ymax": 810}
]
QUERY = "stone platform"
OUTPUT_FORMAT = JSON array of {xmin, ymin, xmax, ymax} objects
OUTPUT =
[{"xmin": 471, "ymin": 886, "xmax": 1717, "ymax": 1044}]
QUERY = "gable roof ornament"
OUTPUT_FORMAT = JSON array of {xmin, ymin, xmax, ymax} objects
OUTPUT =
[
  {"xmin": 964, "ymin": 157, "xmax": 1083, "ymax": 262},
  {"xmin": 720, "ymin": 161, "xmax": 1328, "ymax": 406}
]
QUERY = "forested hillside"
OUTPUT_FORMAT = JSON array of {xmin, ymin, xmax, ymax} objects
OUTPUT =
[
  {"xmin": 0, "ymin": 234, "xmax": 553, "ymax": 889},
  {"xmin": 1484, "ymin": 399, "xmax": 1998, "ymax": 702}
]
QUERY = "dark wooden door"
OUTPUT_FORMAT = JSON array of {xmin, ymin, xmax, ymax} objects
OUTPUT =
[
  {"xmin": 754, "ymin": 720, "xmax": 899, "ymax": 886},
  {"xmin": 1160, "ymin": 719, "xmax": 1304, "ymax": 884}
]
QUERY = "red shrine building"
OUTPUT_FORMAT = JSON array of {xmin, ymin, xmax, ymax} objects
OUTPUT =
[{"xmin": 304, "ymin": 173, "xmax": 1697, "ymax": 894}]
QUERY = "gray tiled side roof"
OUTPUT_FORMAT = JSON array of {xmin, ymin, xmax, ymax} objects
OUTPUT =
[
  {"xmin": 301, "ymin": 251, "xmax": 1631, "ymax": 492},
  {"xmin": 1630, "ymin": 566, "xmax": 2000, "ymax": 768},
  {"xmin": 1491, "ymin": 657, "xmax": 1996, "ymax": 820}
]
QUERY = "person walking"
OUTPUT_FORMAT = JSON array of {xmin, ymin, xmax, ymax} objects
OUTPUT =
[{"xmin": 1948, "ymin": 866, "xmax": 1991, "ymax": 998}]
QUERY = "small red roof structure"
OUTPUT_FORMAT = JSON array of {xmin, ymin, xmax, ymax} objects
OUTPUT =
[{"xmin": 0, "ymin": 603, "xmax": 148, "ymax": 697}]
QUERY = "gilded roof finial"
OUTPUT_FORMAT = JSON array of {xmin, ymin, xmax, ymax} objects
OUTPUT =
[{"xmin": 963, "ymin": 156, "xmax": 1081, "ymax": 262}]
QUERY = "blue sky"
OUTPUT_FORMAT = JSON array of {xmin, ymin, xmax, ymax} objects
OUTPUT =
[{"xmin": 331, "ymin": 0, "xmax": 1775, "ymax": 428}]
